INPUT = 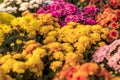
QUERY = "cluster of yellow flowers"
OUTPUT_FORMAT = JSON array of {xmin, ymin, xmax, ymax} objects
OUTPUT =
[
  {"xmin": 0, "ymin": 12, "xmax": 15, "ymax": 25},
  {"xmin": 0, "ymin": 12, "xmax": 111, "ymax": 79},
  {"xmin": 38, "ymin": 22, "xmax": 109, "ymax": 72},
  {"xmin": 0, "ymin": 24, "xmax": 12, "ymax": 44},
  {"xmin": 11, "ymin": 12, "xmax": 60, "ymax": 37},
  {"xmin": 0, "ymin": 40, "xmax": 46, "ymax": 80},
  {"xmin": 57, "ymin": 22, "xmax": 109, "ymax": 54}
]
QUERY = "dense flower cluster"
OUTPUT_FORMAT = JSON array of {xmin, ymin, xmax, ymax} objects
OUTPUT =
[
  {"xmin": 97, "ymin": 8, "xmax": 120, "ymax": 42},
  {"xmin": 0, "ymin": 12, "xmax": 111, "ymax": 79},
  {"xmin": 93, "ymin": 39, "xmax": 120, "ymax": 75},
  {"xmin": 0, "ymin": 0, "xmax": 53, "ymax": 16},
  {"xmin": 0, "ymin": 0, "xmax": 120, "ymax": 80},
  {"xmin": 109, "ymin": 0, "xmax": 120, "ymax": 9},
  {"xmin": 53, "ymin": 62, "xmax": 112, "ymax": 80},
  {"xmin": 0, "ymin": 40, "xmax": 45, "ymax": 80},
  {"xmin": 0, "ymin": 12, "xmax": 61, "ymax": 54},
  {"xmin": 37, "ymin": 0, "xmax": 98, "ymax": 26}
]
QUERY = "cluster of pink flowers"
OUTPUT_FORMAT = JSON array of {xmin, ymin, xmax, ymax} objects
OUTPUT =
[
  {"xmin": 92, "ymin": 39, "xmax": 120, "ymax": 73},
  {"xmin": 36, "ymin": 0, "xmax": 98, "ymax": 26}
]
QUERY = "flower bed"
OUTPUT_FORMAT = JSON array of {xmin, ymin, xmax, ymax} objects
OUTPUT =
[{"xmin": 0, "ymin": 0, "xmax": 120, "ymax": 80}]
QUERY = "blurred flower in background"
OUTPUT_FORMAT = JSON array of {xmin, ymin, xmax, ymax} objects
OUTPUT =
[{"xmin": 0, "ymin": 0, "xmax": 53, "ymax": 16}]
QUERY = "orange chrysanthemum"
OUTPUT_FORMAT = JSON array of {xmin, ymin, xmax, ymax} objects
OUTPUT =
[
  {"xmin": 109, "ymin": 29, "xmax": 119, "ymax": 39},
  {"xmin": 97, "ymin": 67, "xmax": 113, "ymax": 80},
  {"xmin": 103, "ymin": 8, "xmax": 113, "ymax": 17},
  {"xmin": 80, "ymin": 62, "xmax": 99, "ymax": 75}
]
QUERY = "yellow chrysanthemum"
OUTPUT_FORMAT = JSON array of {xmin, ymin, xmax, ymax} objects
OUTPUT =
[
  {"xmin": 61, "ymin": 43, "xmax": 74, "ymax": 52},
  {"xmin": 12, "ymin": 61, "xmax": 26, "ymax": 73},
  {"xmin": 0, "ymin": 54, "xmax": 12, "ymax": 64},
  {"xmin": 50, "ymin": 61, "xmax": 62, "ymax": 72},
  {"xmin": 0, "ymin": 12, "xmax": 15, "ymax": 25},
  {"xmin": 90, "ymin": 33, "xmax": 101, "ymax": 44},
  {"xmin": 32, "ymin": 48, "xmax": 47, "ymax": 58},
  {"xmin": 0, "ymin": 29, "xmax": 4, "ymax": 43},
  {"xmin": 0, "ymin": 24, "xmax": 12, "ymax": 33},
  {"xmin": 98, "ymin": 42, "xmax": 106, "ymax": 47},
  {"xmin": 16, "ymin": 39, "xmax": 22, "ymax": 44},
  {"xmin": 43, "ymin": 36, "xmax": 56, "ymax": 44},
  {"xmin": 53, "ymin": 51, "xmax": 64, "ymax": 61},
  {"xmin": 1, "ymin": 58, "xmax": 16, "ymax": 73}
]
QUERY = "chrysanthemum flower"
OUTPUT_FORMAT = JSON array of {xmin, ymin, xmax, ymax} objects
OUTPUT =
[
  {"xmin": 109, "ymin": 22, "xmax": 119, "ymax": 29},
  {"xmin": 109, "ymin": 29, "xmax": 119, "ymax": 39}
]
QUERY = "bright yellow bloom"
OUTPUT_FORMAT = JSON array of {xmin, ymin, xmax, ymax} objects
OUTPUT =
[
  {"xmin": 53, "ymin": 51, "xmax": 64, "ymax": 61},
  {"xmin": 13, "ymin": 54, "xmax": 23, "ymax": 59},
  {"xmin": 91, "ymin": 25, "xmax": 102, "ymax": 33},
  {"xmin": 0, "ymin": 12, "xmax": 15, "ymax": 25},
  {"xmin": 61, "ymin": 43, "xmax": 74, "ymax": 52},
  {"xmin": 19, "ymin": 33, "xmax": 25, "ymax": 36},
  {"xmin": 28, "ymin": 31, "xmax": 36, "ymax": 37},
  {"xmin": 0, "ymin": 30, "xmax": 4, "ymax": 43},
  {"xmin": 25, "ymin": 56, "xmax": 44, "ymax": 70},
  {"xmin": 0, "ymin": 54, "xmax": 12, "ymax": 64},
  {"xmin": 50, "ymin": 61, "xmax": 62, "ymax": 72},
  {"xmin": 0, "ymin": 24, "xmax": 12, "ymax": 33},
  {"xmin": 43, "ymin": 36, "xmax": 56, "ymax": 44},
  {"xmin": 98, "ymin": 42, "xmax": 106, "ymax": 47},
  {"xmin": 65, "ymin": 52, "xmax": 78, "ymax": 66},
  {"xmin": 45, "ymin": 42, "xmax": 61, "ymax": 53},
  {"xmin": 90, "ymin": 33, "xmax": 101, "ymax": 44},
  {"xmin": 48, "ymin": 31, "xmax": 58, "ymax": 36},
  {"xmin": 16, "ymin": 39, "xmax": 22, "ymax": 44},
  {"xmin": 74, "ymin": 44, "xmax": 86, "ymax": 54},
  {"xmin": 1, "ymin": 59, "xmax": 15, "ymax": 73},
  {"xmin": 78, "ymin": 36, "xmax": 90, "ymax": 47},
  {"xmin": 32, "ymin": 48, "xmax": 47, "ymax": 58},
  {"xmin": 13, "ymin": 61, "xmax": 26, "ymax": 73}
]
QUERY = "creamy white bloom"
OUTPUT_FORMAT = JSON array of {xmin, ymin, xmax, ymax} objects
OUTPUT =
[
  {"xmin": 35, "ymin": 0, "xmax": 42, "ymax": 4},
  {"xmin": 19, "ymin": 2, "xmax": 29, "ymax": 11},
  {"xmin": 16, "ymin": 0, "xmax": 22, "ymax": 4},
  {"xmin": 29, "ymin": 4, "xmax": 34, "ymax": 9},
  {"xmin": 33, "ymin": 4, "xmax": 39, "ymax": 8},
  {"xmin": 0, "ymin": 0, "xmax": 53, "ymax": 14},
  {"xmin": 29, "ymin": 0, "xmax": 35, "ymax": 4}
]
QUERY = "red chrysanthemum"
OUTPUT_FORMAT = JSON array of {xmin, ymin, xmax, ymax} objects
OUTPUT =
[
  {"xmin": 109, "ymin": 29, "xmax": 119, "ymax": 39},
  {"xmin": 109, "ymin": 22, "xmax": 119, "ymax": 29}
]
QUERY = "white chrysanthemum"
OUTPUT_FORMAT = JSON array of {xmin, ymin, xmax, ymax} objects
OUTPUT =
[
  {"xmin": 0, "ymin": 0, "xmax": 53, "ymax": 14},
  {"xmin": 19, "ymin": 2, "xmax": 29, "ymax": 11},
  {"xmin": 16, "ymin": 0, "xmax": 22, "ymax": 4},
  {"xmin": 35, "ymin": 0, "xmax": 42, "ymax": 4}
]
